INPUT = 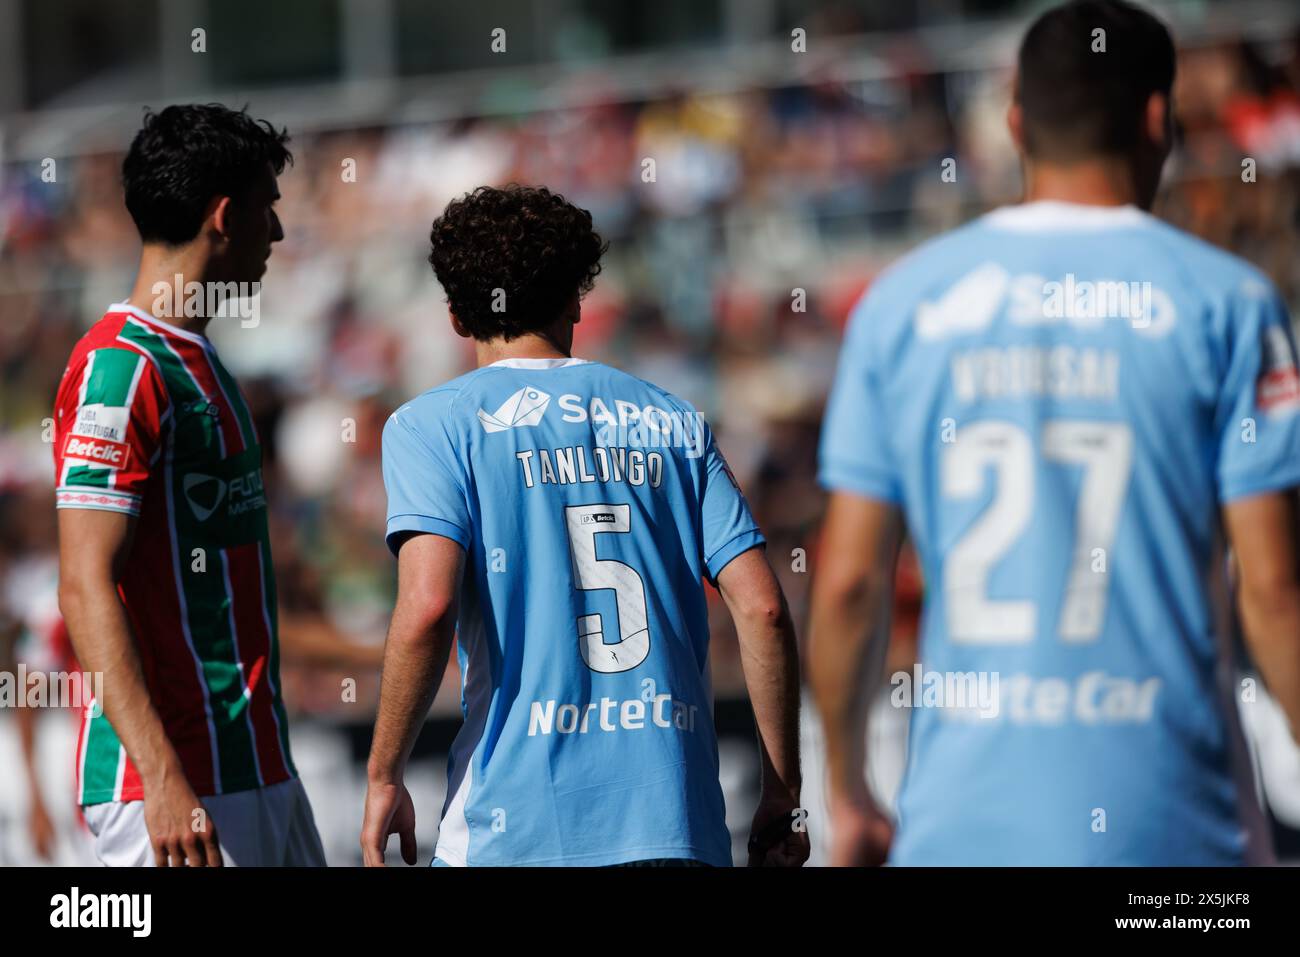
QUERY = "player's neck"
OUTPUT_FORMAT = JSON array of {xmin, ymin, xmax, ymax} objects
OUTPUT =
[
  {"xmin": 124, "ymin": 244, "xmax": 219, "ymax": 337},
  {"xmin": 473, "ymin": 332, "xmax": 572, "ymax": 368},
  {"xmin": 1021, "ymin": 158, "xmax": 1144, "ymax": 209}
]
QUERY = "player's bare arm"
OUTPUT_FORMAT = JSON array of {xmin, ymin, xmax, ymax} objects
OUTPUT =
[
  {"xmin": 57, "ymin": 508, "xmax": 221, "ymax": 867},
  {"xmin": 807, "ymin": 491, "xmax": 902, "ymax": 866},
  {"xmin": 1225, "ymin": 490, "xmax": 1300, "ymax": 742},
  {"xmin": 716, "ymin": 546, "xmax": 809, "ymax": 867},
  {"xmin": 361, "ymin": 532, "xmax": 463, "ymax": 867}
]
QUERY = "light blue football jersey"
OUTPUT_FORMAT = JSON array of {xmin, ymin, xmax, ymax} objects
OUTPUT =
[
  {"xmin": 820, "ymin": 201, "xmax": 1300, "ymax": 865},
  {"xmin": 383, "ymin": 357, "xmax": 764, "ymax": 866}
]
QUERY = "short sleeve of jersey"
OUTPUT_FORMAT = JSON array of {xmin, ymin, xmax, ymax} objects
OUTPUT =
[
  {"xmin": 382, "ymin": 395, "xmax": 472, "ymax": 555},
  {"xmin": 54, "ymin": 347, "xmax": 168, "ymax": 516},
  {"xmin": 818, "ymin": 292, "xmax": 901, "ymax": 502},
  {"xmin": 1215, "ymin": 282, "xmax": 1300, "ymax": 502},
  {"xmin": 699, "ymin": 424, "xmax": 765, "ymax": 581}
]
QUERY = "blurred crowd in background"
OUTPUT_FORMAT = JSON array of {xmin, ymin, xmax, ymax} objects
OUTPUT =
[{"xmin": 2, "ymin": 8, "xmax": 1300, "ymax": 862}]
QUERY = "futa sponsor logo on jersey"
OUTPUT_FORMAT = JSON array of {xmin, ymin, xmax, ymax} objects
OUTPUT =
[
  {"xmin": 63, "ymin": 433, "xmax": 130, "ymax": 469},
  {"xmin": 182, "ymin": 468, "xmax": 266, "ymax": 522}
]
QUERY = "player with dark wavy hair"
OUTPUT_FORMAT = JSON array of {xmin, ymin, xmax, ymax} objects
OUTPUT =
[
  {"xmin": 53, "ymin": 104, "xmax": 326, "ymax": 866},
  {"xmin": 362, "ymin": 184, "xmax": 809, "ymax": 867},
  {"xmin": 426, "ymin": 184, "xmax": 607, "ymax": 344}
]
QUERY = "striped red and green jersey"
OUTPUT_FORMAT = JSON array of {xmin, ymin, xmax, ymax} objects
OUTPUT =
[{"xmin": 53, "ymin": 303, "xmax": 296, "ymax": 806}]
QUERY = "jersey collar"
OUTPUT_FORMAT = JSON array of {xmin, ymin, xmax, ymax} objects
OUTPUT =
[
  {"xmin": 109, "ymin": 302, "xmax": 212, "ymax": 348},
  {"xmin": 983, "ymin": 200, "xmax": 1153, "ymax": 232},
  {"xmin": 485, "ymin": 357, "xmax": 591, "ymax": 370}
]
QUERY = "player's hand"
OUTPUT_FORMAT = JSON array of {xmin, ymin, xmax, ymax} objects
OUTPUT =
[
  {"xmin": 828, "ymin": 793, "xmax": 892, "ymax": 866},
  {"xmin": 143, "ymin": 770, "xmax": 222, "ymax": 866},
  {"xmin": 28, "ymin": 797, "xmax": 56, "ymax": 860},
  {"xmin": 747, "ymin": 794, "xmax": 811, "ymax": 867},
  {"xmin": 361, "ymin": 780, "xmax": 418, "ymax": 866}
]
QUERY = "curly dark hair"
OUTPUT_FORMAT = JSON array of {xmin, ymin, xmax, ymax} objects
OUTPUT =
[
  {"xmin": 123, "ymin": 103, "xmax": 292, "ymax": 245},
  {"xmin": 428, "ymin": 184, "xmax": 608, "ymax": 341}
]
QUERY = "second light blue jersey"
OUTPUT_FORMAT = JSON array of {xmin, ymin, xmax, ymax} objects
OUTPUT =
[
  {"xmin": 820, "ymin": 201, "xmax": 1300, "ymax": 865},
  {"xmin": 383, "ymin": 357, "xmax": 764, "ymax": 866}
]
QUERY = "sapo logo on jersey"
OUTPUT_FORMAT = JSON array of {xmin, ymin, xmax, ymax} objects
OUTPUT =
[
  {"xmin": 478, "ymin": 386, "xmax": 551, "ymax": 432},
  {"xmin": 915, "ymin": 263, "xmax": 1176, "ymax": 340},
  {"xmin": 479, "ymin": 386, "xmax": 706, "ymax": 457},
  {"xmin": 559, "ymin": 394, "xmax": 705, "ymax": 457}
]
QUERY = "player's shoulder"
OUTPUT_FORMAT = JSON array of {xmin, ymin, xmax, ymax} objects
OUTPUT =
[
  {"xmin": 67, "ymin": 310, "xmax": 154, "ymax": 362},
  {"xmin": 59, "ymin": 311, "xmax": 164, "ymax": 395},
  {"xmin": 1136, "ymin": 216, "xmax": 1278, "ymax": 301},
  {"xmin": 418, "ymin": 359, "xmax": 700, "ymax": 411},
  {"xmin": 387, "ymin": 362, "xmax": 579, "ymax": 438},
  {"xmin": 386, "ymin": 369, "xmax": 487, "ymax": 438},
  {"xmin": 590, "ymin": 362, "xmax": 704, "ymax": 418},
  {"xmin": 883, "ymin": 218, "xmax": 987, "ymax": 286},
  {"xmin": 389, "ymin": 359, "xmax": 708, "ymax": 438},
  {"xmin": 852, "ymin": 218, "xmax": 996, "ymax": 319},
  {"xmin": 577, "ymin": 363, "xmax": 713, "ymax": 460},
  {"xmin": 400, "ymin": 368, "xmax": 489, "ymax": 410},
  {"xmin": 836, "ymin": 220, "xmax": 996, "ymax": 354}
]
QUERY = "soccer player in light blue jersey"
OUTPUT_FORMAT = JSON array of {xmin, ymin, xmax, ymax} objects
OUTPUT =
[
  {"xmin": 810, "ymin": 0, "xmax": 1300, "ymax": 865},
  {"xmin": 360, "ymin": 185, "xmax": 808, "ymax": 867}
]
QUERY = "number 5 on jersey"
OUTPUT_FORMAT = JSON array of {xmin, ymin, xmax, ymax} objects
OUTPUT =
[{"xmin": 565, "ymin": 503, "xmax": 651, "ymax": 673}]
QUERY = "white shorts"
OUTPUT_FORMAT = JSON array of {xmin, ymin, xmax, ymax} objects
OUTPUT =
[{"xmin": 82, "ymin": 777, "xmax": 326, "ymax": 867}]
